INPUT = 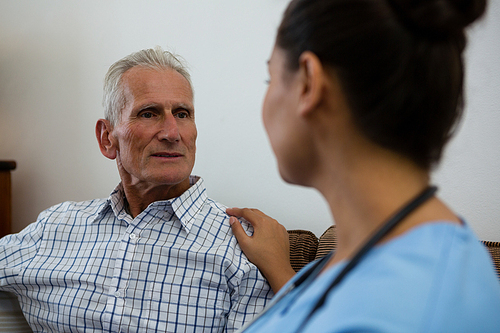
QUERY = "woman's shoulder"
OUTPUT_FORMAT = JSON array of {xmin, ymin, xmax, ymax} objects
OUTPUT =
[
  {"xmin": 322, "ymin": 221, "xmax": 500, "ymax": 331},
  {"xmin": 381, "ymin": 221, "xmax": 493, "ymax": 272},
  {"xmin": 362, "ymin": 221, "xmax": 498, "ymax": 294}
]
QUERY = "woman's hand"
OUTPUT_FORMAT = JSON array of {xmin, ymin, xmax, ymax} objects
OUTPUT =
[{"xmin": 226, "ymin": 207, "xmax": 296, "ymax": 293}]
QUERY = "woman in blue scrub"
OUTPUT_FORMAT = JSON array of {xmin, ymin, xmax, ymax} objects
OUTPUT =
[{"xmin": 227, "ymin": 0, "xmax": 500, "ymax": 332}]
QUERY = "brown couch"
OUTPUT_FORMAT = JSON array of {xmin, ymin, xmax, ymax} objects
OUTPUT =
[{"xmin": 288, "ymin": 225, "xmax": 500, "ymax": 280}]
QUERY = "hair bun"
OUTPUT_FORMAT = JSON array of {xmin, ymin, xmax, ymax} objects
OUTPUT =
[{"xmin": 388, "ymin": 0, "xmax": 487, "ymax": 38}]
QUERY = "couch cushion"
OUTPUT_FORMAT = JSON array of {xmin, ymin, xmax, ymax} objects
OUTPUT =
[
  {"xmin": 288, "ymin": 230, "xmax": 319, "ymax": 272},
  {"xmin": 481, "ymin": 241, "xmax": 500, "ymax": 279},
  {"xmin": 315, "ymin": 225, "xmax": 337, "ymax": 260}
]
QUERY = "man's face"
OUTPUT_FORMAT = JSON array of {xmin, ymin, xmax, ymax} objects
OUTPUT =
[{"xmin": 110, "ymin": 66, "xmax": 197, "ymax": 193}]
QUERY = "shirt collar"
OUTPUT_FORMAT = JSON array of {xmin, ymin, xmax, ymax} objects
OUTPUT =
[
  {"xmin": 92, "ymin": 176, "xmax": 208, "ymax": 233},
  {"xmin": 90, "ymin": 183, "xmax": 128, "ymax": 225},
  {"xmin": 171, "ymin": 176, "xmax": 208, "ymax": 233}
]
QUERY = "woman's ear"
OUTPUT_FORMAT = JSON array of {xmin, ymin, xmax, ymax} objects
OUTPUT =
[
  {"xmin": 96, "ymin": 119, "xmax": 117, "ymax": 160},
  {"xmin": 297, "ymin": 51, "xmax": 326, "ymax": 117}
]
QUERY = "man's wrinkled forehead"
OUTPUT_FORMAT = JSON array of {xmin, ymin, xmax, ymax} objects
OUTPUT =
[{"xmin": 119, "ymin": 66, "xmax": 194, "ymax": 111}]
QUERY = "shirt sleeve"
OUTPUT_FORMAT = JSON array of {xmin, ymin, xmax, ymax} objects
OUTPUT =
[
  {"xmin": 225, "ymin": 259, "xmax": 274, "ymax": 332},
  {"xmin": 0, "ymin": 212, "xmax": 46, "ymax": 289}
]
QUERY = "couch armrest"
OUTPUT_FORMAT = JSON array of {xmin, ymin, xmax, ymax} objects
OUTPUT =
[{"xmin": 0, "ymin": 291, "xmax": 32, "ymax": 332}]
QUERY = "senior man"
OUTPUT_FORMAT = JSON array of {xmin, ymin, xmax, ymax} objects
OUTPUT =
[{"xmin": 0, "ymin": 47, "xmax": 273, "ymax": 332}]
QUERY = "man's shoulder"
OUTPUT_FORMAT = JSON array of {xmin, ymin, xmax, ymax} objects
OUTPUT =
[
  {"xmin": 39, "ymin": 198, "xmax": 109, "ymax": 222},
  {"xmin": 203, "ymin": 197, "xmax": 255, "ymax": 234},
  {"xmin": 204, "ymin": 197, "xmax": 228, "ymax": 215}
]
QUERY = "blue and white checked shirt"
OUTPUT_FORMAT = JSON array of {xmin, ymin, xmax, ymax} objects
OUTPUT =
[{"xmin": 0, "ymin": 176, "xmax": 273, "ymax": 332}]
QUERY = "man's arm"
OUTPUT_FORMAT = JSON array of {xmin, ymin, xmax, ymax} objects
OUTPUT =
[
  {"xmin": 225, "ymin": 260, "xmax": 274, "ymax": 332},
  {"xmin": 227, "ymin": 207, "xmax": 296, "ymax": 293},
  {"xmin": 0, "ymin": 216, "xmax": 45, "ymax": 289}
]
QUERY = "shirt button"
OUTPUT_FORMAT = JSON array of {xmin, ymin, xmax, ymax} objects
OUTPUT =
[
  {"xmin": 115, "ymin": 291, "xmax": 121, "ymax": 297},
  {"xmin": 129, "ymin": 233, "xmax": 137, "ymax": 240}
]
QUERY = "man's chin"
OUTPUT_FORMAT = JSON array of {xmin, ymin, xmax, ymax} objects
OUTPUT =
[
  {"xmin": 153, "ymin": 174, "xmax": 191, "ymax": 188},
  {"xmin": 149, "ymin": 173, "xmax": 189, "ymax": 184},
  {"xmin": 134, "ymin": 174, "xmax": 191, "ymax": 199}
]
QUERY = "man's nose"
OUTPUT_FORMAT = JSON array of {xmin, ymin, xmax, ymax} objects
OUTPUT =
[{"xmin": 157, "ymin": 113, "xmax": 180, "ymax": 142}]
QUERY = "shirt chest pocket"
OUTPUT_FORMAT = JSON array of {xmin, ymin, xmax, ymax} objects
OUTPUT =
[{"xmin": 148, "ymin": 270, "xmax": 231, "ymax": 325}]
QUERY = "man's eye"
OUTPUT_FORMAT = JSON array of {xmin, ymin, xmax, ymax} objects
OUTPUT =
[
  {"xmin": 140, "ymin": 112, "xmax": 155, "ymax": 119},
  {"xmin": 175, "ymin": 111, "xmax": 189, "ymax": 119}
]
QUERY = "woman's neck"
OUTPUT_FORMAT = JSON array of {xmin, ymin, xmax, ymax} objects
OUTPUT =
[{"xmin": 312, "ymin": 136, "xmax": 459, "ymax": 266}]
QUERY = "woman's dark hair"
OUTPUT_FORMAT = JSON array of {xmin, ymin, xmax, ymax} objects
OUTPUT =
[{"xmin": 276, "ymin": 0, "xmax": 486, "ymax": 170}]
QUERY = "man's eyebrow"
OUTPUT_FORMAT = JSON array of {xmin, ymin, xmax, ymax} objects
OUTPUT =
[
  {"xmin": 137, "ymin": 103, "xmax": 158, "ymax": 111},
  {"xmin": 174, "ymin": 102, "xmax": 195, "ymax": 112}
]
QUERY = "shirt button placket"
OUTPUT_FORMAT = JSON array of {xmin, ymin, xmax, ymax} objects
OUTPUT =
[{"xmin": 106, "ymin": 228, "xmax": 140, "ymax": 331}]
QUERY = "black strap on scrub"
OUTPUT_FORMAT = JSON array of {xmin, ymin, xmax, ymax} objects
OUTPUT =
[{"xmin": 294, "ymin": 185, "xmax": 438, "ymax": 333}]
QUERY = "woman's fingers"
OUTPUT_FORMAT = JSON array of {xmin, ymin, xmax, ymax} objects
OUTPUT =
[
  {"xmin": 226, "ymin": 207, "xmax": 276, "ymax": 228},
  {"xmin": 226, "ymin": 207, "xmax": 295, "ymax": 293},
  {"xmin": 229, "ymin": 216, "xmax": 251, "ymax": 244}
]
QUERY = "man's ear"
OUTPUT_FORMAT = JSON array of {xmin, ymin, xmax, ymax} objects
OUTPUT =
[
  {"xmin": 297, "ymin": 51, "xmax": 326, "ymax": 118},
  {"xmin": 96, "ymin": 119, "xmax": 117, "ymax": 160}
]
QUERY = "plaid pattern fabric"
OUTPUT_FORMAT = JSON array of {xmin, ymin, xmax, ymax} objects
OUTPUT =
[{"xmin": 0, "ymin": 176, "xmax": 272, "ymax": 332}]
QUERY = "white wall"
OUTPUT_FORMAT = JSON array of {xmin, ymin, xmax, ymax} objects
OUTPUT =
[{"xmin": 0, "ymin": 0, "xmax": 499, "ymax": 240}]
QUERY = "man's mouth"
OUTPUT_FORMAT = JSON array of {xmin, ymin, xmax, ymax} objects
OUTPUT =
[{"xmin": 152, "ymin": 153, "xmax": 182, "ymax": 158}]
